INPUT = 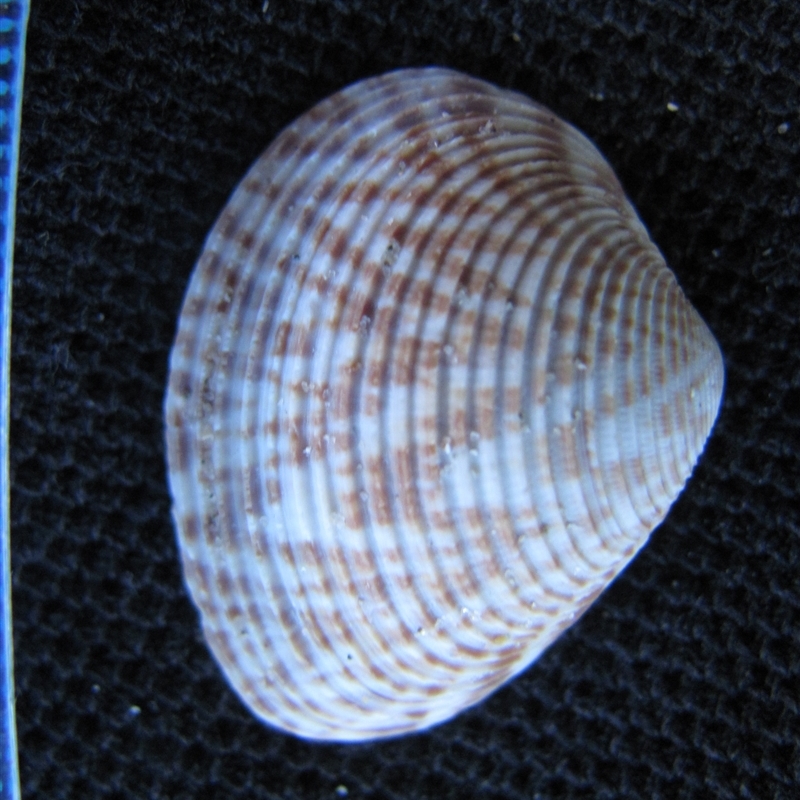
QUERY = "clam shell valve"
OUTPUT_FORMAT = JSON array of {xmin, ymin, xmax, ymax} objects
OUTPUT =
[{"xmin": 165, "ymin": 68, "xmax": 724, "ymax": 741}]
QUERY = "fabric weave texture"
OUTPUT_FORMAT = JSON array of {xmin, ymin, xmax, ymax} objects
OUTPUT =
[{"xmin": 10, "ymin": 1, "xmax": 800, "ymax": 798}]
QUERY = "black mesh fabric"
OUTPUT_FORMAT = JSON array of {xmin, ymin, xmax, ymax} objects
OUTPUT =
[{"xmin": 10, "ymin": 1, "xmax": 799, "ymax": 798}]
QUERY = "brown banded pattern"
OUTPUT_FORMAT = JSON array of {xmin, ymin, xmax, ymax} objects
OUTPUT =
[{"xmin": 165, "ymin": 68, "xmax": 724, "ymax": 741}]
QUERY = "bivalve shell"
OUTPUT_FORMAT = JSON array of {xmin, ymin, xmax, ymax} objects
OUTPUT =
[{"xmin": 165, "ymin": 67, "xmax": 724, "ymax": 741}]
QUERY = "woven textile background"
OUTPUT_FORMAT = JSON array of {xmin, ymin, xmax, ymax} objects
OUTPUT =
[{"xmin": 10, "ymin": 1, "xmax": 799, "ymax": 798}]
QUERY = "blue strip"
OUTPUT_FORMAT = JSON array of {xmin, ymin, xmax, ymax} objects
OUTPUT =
[{"xmin": 0, "ymin": 3, "xmax": 29, "ymax": 800}]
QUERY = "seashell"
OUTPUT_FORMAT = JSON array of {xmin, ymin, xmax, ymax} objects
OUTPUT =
[{"xmin": 165, "ymin": 67, "xmax": 724, "ymax": 742}]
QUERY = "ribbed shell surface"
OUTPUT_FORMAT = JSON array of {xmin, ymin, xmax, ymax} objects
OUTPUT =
[{"xmin": 165, "ymin": 68, "xmax": 724, "ymax": 741}]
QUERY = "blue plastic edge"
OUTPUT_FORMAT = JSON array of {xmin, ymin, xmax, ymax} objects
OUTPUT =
[{"xmin": 0, "ymin": 2, "xmax": 29, "ymax": 799}]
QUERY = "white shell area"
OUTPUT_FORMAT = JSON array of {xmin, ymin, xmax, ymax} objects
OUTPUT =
[{"xmin": 165, "ymin": 68, "xmax": 724, "ymax": 741}]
